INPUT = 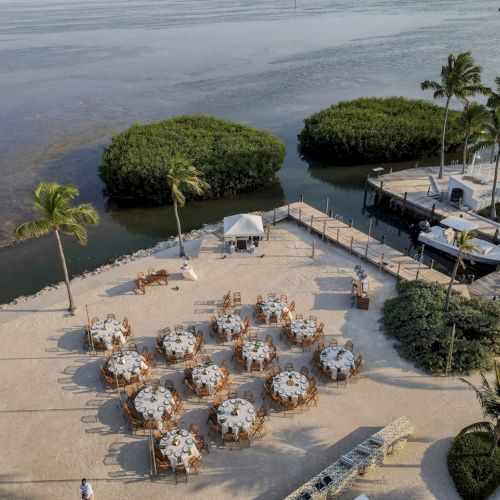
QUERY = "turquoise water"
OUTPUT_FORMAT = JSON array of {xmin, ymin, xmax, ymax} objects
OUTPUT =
[{"xmin": 0, "ymin": 0, "xmax": 498, "ymax": 302}]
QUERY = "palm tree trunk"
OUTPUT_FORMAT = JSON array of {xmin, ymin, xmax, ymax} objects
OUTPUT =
[
  {"xmin": 172, "ymin": 198, "xmax": 186, "ymax": 258},
  {"xmin": 439, "ymin": 97, "xmax": 451, "ymax": 180},
  {"xmin": 444, "ymin": 251, "xmax": 461, "ymax": 312},
  {"xmin": 490, "ymin": 425, "xmax": 499, "ymax": 458},
  {"xmin": 461, "ymin": 136, "xmax": 469, "ymax": 175},
  {"xmin": 54, "ymin": 228, "xmax": 76, "ymax": 313},
  {"xmin": 490, "ymin": 145, "xmax": 500, "ymax": 220}
]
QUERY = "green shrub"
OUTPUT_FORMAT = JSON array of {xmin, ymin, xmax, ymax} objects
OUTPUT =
[
  {"xmin": 381, "ymin": 280, "xmax": 500, "ymax": 374},
  {"xmin": 99, "ymin": 115, "xmax": 286, "ymax": 204},
  {"xmin": 448, "ymin": 432, "xmax": 500, "ymax": 499},
  {"xmin": 298, "ymin": 97, "xmax": 462, "ymax": 163}
]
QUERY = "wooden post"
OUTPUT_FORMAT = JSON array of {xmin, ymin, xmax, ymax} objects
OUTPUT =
[
  {"xmin": 495, "ymin": 228, "xmax": 499, "ymax": 244},
  {"xmin": 311, "ymin": 239, "xmax": 315, "ymax": 259},
  {"xmin": 310, "ymin": 215, "xmax": 314, "ymax": 233},
  {"xmin": 85, "ymin": 305, "xmax": 96, "ymax": 356},
  {"xmin": 349, "ymin": 219, "xmax": 353, "ymax": 228},
  {"xmin": 364, "ymin": 218, "xmax": 372, "ymax": 260},
  {"xmin": 431, "ymin": 203, "xmax": 436, "ymax": 221},
  {"xmin": 416, "ymin": 258, "xmax": 422, "ymax": 280},
  {"xmin": 298, "ymin": 208, "xmax": 302, "ymax": 224},
  {"xmin": 350, "ymin": 236, "xmax": 353, "ymax": 254},
  {"xmin": 397, "ymin": 262, "xmax": 401, "ymax": 278},
  {"xmin": 379, "ymin": 253, "xmax": 384, "ymax": 271},
  {"xmin": 325, "ymin": 197, "xmax": 329, "ymax": 215},
  {"xmin": 445, "ymin": 323, "xmax": 456, "ymax": 376},
  {"xmin": 403, "ymin": 192, "xmax": 408, "ymax": 212},
  {"xmin": 430, "ymin": 259, "xmax": 434, "ymax": 269},
  {"xmin": 266, "ymin": 224, "xmax": 270, "ymax": 241},
  {"xmin": 299, "ymin": 194, "xmax": 303, "ymax": 202},
  {"xmin": 322, "ymin": 221, "xmax": 326, "ymax": 241},
  {"xmin": 287, "ymin": 203, "xmax": 290, "ymax": 217},
  {"xmin": 420, "ymin": 244, "xmax": 425, "ymax": 263},
  {"xmin": 389, "ymin": 166, "xmax": 393, "ymax": 174},
  {"xmin": 381, "ymin": 235, "xmax": 385, "ymax": 245},
  {"xmin": 336, "ymin": 228, "xmax": 340, "ymax": 245},
  {"xmin": 273, "ymin": 208, "xmax": 276, "ymax": 226},
  {"xmin": 427, "ymin": 185, "xmax": 431, "ymax": 197}
]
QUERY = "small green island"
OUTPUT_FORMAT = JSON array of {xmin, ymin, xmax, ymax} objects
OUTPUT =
[
  {"xmin": 99, "ymin": 115, "xmax": 286, "ymax": 204},
  {"xmin": 298, "ymin": 96, "xmax": 462, "ymax": 164}
]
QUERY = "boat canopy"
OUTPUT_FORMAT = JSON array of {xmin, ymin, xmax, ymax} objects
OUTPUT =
[{"xmin": 441, "ymin": 217, "xmax": 478, "ymax": 232}]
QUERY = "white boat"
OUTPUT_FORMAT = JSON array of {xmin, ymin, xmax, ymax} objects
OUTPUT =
[{"xmin": 418, "ymin": 217, "xmax": 500, "ymax": 265}]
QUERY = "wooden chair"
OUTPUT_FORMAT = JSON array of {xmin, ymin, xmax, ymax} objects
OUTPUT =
[
  {"xmin": 243, "ymin": 391, "xmax": 255, "ymax": 404},
  {"xmin": 267, "ymin": 292, "xmax": 275, "ymax": 298},
  {"xmin": 265, "ymin": 335, "xmax": 274, "ymax": 347},
  {"xmin": 238, "ymin": 431, "xmax": 251, "ymax": 449},
  {"xmin": 187, "ymin": 325, "xmax": 196, "ymax": 334},
  {"xmin": 300, "ymin": 366, "xmax": 309, "ymax": 378},
  {"xmin": 345, "ymin": 341, "xmax": 354, "ymax": 352},
  {"xmin": 90, "ymin": 316, "xmax": 99, "ymax": 325},
  {"xmin": 288, "ymin": 301, "xmax": 295, "ymax": 312},
  {"xmin": 223, "ymin": 432, "xmax": 237, "ymax": 450},
  {"xmin": 128, "ymin": 342, "xmax": 138, "ymax": 352},
  {"xmin": 189, "ymin": 455, "xmax": 203, "ymax": 473},
  {"xmin": 195, "ymin": 435, "xmax": 210, "ymax": 454},
  {"xmin": 174, "ymin": 324, "xmax": 184, "ymax": 332},
  {"xmin": 256, "ymin": 402, "xmax": 271, "ymax": 421},
  {"xmin": 162, "ymin": 326, "xmax": 171, "ymax": 335},
  {"xmin": 251, "ymin": 420, "xmax": 267, "ymax": 439},
  {"xmin": 336, "ymin": 372, "xmax": 348, "ymax": 388},
  {"xmin": 309, "ymin": 314, "xmax": 317, "ymax": 322},
  {"xmin": 122, "ymin": 317, "xmax": 131, "ymax": 337},
  {"xmin": 164, "ymin": 379, "xmax": 175, "ymax": 391},
  {"xmin": 256, "ymin": 294, "xmax": 263, "ymax": 303},
  {"xmin": 269, "ymin": 313, "xmax": 278, "ymax": 327},
  {"xmin": 196, "ymin": 386, "xmax": 210, "ymax": 401},
  {"xmin": 233, "ymin": 292, "xmax": 242, "ymax": 306},
  {"xmin": 329, "ymin": 338, "xmax": 338, "ymax": 347},
  {"xmin": 301, "ymin": 337, "xmax": 313, "ymax": 352},
  {"xmin": 107, "ymin": 313, "xmax": 116, "ymax": 320},
  {"xmin": 174, "ymin": 464, "xmax": 188, "ymax": 484},
  {"xmin": 283, "ymin": 401, "xmax": 297, "ymax": 417},
  {"xmin": 123, "ymin": 402, "xmax": 143, "ymax": 433},
  {"xmin": 280, "ymin": 294, "xmax": 288, "ymax": 302},
  {"xmin": 155, "ymin": 455, "xmax": 172, "ymax": 475},
  {"xmin": 284, "ymin": 362, "xmax": 294, "ymax": 372},
  {"xmin": 227, "ymin": 389, "xmax": 238, "ymax": 399},
  {"xmin": 295, "ymin": 313, "xmax": 303, "ymax": 320},
  {"xmin": 147, "ymin": 267, "xmax": 155, "ymax": 275}
]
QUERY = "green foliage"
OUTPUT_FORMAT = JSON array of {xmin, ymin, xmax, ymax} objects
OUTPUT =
[
  {"xmin": 381, "ymin": 280, "xmax": 500, "ymax": 374},
  {"xmin": 298, "ymin": 97, "xmax": 462, "ymax": 163},
  {"xmin": 99, "ymin": 115, "xmax": 286, "ymax": 204},
  {"xmin": 448, "ymin": 432, "xmax": 500, "ymax": 500}
]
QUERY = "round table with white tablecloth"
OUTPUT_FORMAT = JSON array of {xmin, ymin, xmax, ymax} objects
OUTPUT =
[
  {"xmin": 90, "ymin": 319, "xmax": 126, "ymax": 350},
  {"xmin": 133, "ymin": 386, "xmax": 173, "ymax": 429},
  {"xmin": 272, "ymin": 371, "xmax": 309, "ymax": 404},
  {"xmin": 259, "ymin": 298, "xmax": 289, "ymax": 323},
  {"xmin": 163, "ymin": 331, "xmax": 196, "ymax": 359},
  {"xmin": 158, "ymin": 429, "xmax": 201, "ymax": 470},
  {"xmin": 216, "ymin": 398, "xmax": 255, "ymax": 437},
  {"xmin": 106, "ymin": 351, "xmax": 148, "ymax": 383},
  {"xmin": 192, "ymin": 363, "xmax": 223, "ymax": 395},
  {"xmin": 290, "ymin": 319, "xmax": 317, "ymax": 341},
  {"xmin": 216, "ymin": 314, "xmax": 242, "ymax": 339},
  {"xmin": 320, "ymin": 346, "xmax": 355, "ymax": 380},
  {"xmin": 241, "ymin": 340, "xmax": 270, "ymax": 372}
]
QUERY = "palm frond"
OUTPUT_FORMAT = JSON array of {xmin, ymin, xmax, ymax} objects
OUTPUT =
[
  {"xmin": 454, "ymin": 421, "xmax": 495, "ymax": 442},
  {"xmin": 59, "ymin": 223, "xmax": 88, "ymax": 245},
  {"xmin": 15, "ymin": 219, "xmax": 52, "ymax": 241}
]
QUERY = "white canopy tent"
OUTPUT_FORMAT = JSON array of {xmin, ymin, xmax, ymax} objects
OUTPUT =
[{"xmin": 223, "ymin": 214, "xmax": 264, "ymax": 252}]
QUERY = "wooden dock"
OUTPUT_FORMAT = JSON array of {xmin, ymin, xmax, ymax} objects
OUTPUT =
[
  {"xmin": 468, "ymin": 270, "xmax": 500, "ymax": 300},
  {"xmin": 263, "ymin": 201, "xmax": 452, "ymax": 285},
  {"xmin": 367, "ymin": 165, "xmax": 500, "ymax": 242}
]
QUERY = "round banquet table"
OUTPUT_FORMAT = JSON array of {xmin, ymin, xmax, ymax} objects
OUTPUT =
[
  {"xmin": 260, "ymin": 298, "xmax": 290, "ymax": 323},
  {"xmin": 217, "ymin": 398, "xmax": 255, "ymax": 437},
  {"xmin": 272, "ymin": 371, "xmax": 309, "ymax": 403},
  {"xmin": 290, "ymin": 319, "xmax": 317, "ymax": 341},
  {"xmin": 241, "ymin": 340, "xmax": 270, "ymax": 372},
  {"xmin": 216, "ymin": 314, "xmax": 242, "ymax": 339},
  {"xmin": 320, "ymin": 346, "xmax": 355, "ymax": 380},
  {"xmin": 106, "ymin": 351, "xmax": 148, "ymax": 382},
  {"xmin": 91, "ymin": 320, "xmax": 126, "ymax": 350},
  {"xmin": 134, "ymin": 386, "xmax": 173, "ymax": 429},
  {"xmin": 159, "ymin": 429, "xmax": 201, "ymax": 469},
  {"xmin": 192, "ymin": 363, "xmax": 223, "ymax": 395},
  {"xmin": 163, "ymin": 331, "xmax": 196, "ymax": 358}
]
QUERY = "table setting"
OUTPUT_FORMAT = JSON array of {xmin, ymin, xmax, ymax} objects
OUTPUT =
[
  {"xmin": 290, "ymin": 319, "xmax": 317, "ymax": 341},
  {"xmin": 192, "ymin": 361, "xmax": 223, "ymax": 395},
  {"xmin": 216, "ymin": 314, "xmax": 242, "ymax": 338},
  {"xmin": 90, "ymin": 319, "xmax": 126, "ymax": 350},
  {"xmin": 259, "ymin": 298, "xmax": 290, "ymax": 322},
  {"xmin": 216, "ymin": 398, "xmax": 255, "ymax": 437},
  {"xmin": 133, "ymin": 386, "xmax": 173, "ymax": 429},
  {"xmin": 241, "ymin": 340, "xmax": 270, "ymax": 372},
  {"xmin": 163, "ymin": 330, "xmax": 196, "ymax": 358},
  {"xmin": 272, "ymin": 371, "xmax": 309, "ymax": 403},
  {"xmin": 106, "ymin": 351, "xmax": 148, "ymax": 382},
  {"xmin": 321, "ymin": 346, "xmax": 355, "ymax": 380},
  {"xmin": 158, "ymin": 428, "xmax": 201, "ymax": 469}
]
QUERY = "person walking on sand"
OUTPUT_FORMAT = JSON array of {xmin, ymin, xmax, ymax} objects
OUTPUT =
[{"xmin": 79, "ymin": 478, "xmax": 94, "ymax": 500}]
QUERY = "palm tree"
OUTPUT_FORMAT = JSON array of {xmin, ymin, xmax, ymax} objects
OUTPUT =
[
  {"xmin": 444, "ymin": 230, "xmax": 480, "ymax": 312},
  {"xmin": 15, "ymin": 183, "xmax": 99, "ymax": 313},
  {"xmin": 421, "ymin": 52, "xmax": 490, "ymax": 179},
  {"xmin": 486, "ymin": 76, "xmax": 500, "ymax": 109},
  {"xmin": 457, "ymin": 361, "xmax": 500, "ymax": 457},
  {"xmin": 470, "ymin": 107, "xmax": 500, "ymax": 219},
  {"xmin": 165, "ymin": 157, "xmax": 209, "ymax": 258},
  {"xmin": 457, "ymin": 103, "xmax": 490, "ymax": 174}
]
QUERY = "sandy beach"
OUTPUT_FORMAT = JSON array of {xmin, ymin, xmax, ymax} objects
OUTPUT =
[{"xmin": 0, "ymin": 220, "xmax": 489, "ymax": 499}]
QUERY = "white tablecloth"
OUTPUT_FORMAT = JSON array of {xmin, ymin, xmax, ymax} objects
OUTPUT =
[
  {"xmin": 106, "ymin": 351, "xmax": 148, "ymax": 382},
  {"xmin": 241, "ymin": 340, "xmax": 270, "ymax": 372},
  {"xmin": 273, "ymin": 371, "xmax": 308, "ymax": 403},
  {"xmin": 159, "ymin": 429, "xmax": 200, "ymax": 469},
  {"xmin": 192, "ymin": 363, "xmax": 223, "ymax": 395},
  {"xmin": 320, "ymin": 346, "xmax": 355, "ymax": 380},
  {"xmin": 217, "ymin": 314, "xmax": 242, "ymax": 338},
  {"xmin": 181, "ymin": 265, "xmax": 198, "ymax": 281},
  {"xmin": 217, "ymin": 398, "xmax": 255, "ymax": 437},
  {"xmin": 260, "ymin": 299, "xmax": 290, "ymax": 323},
  {"xmin": 290, "ymin": 319, "xmax": 317, "ymax": 341},
  {"xmin": 134, "ymin": 386, "xmax": 173, "ymax": 429},
  {"xmin": 163, "ymin": 331, "xmax": 196, "ymax": 358},
  {"xmin": 91, "ymin": 320, "xmax": 126, "ymax": 350}
]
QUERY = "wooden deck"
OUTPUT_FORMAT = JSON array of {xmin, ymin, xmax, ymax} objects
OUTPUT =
[
  {"xmin": 263, "ymin": 202, "xmax": 452, "ymax": 285},
  {"xmin": 367, "ymin": 165, "xmax": 500, "ymax": 241},
  {"xmin": 468, "ymin": 270, "xmax": 500, "ymax": 300}
]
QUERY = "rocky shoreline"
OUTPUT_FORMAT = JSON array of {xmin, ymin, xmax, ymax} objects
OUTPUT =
[{"xmin": 0, "ymin": 220, "xmax": 225, "ymax": 310}]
